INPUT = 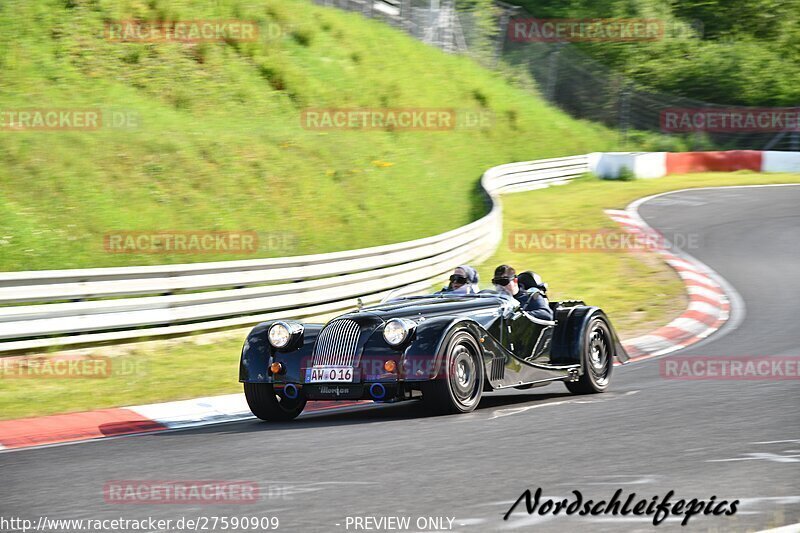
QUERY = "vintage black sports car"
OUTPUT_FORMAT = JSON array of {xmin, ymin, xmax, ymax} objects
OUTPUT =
[{"xmin": 239, "ymin": 292, "xmax": 629, "ymax": 420}]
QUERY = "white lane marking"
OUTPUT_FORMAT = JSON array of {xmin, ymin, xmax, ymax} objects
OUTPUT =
[
  {"xmin": 456, "ymin": 518, "xmax": 487, "ymax": 526},
  {"xmin": 473, "ymin": 500, "xmax": 529, "ymax": 507},
  {"xmin": 584, "ymin": 516, "xmax": 686, "ymax": 523},
  {"xmin": 627, "ymin": 186, "xmax": 755, "ymax": 353},
  {"xmin": 647, "ymin": 196, "xmax": 708, "ymax": 207},
  {"xmin": 501, "ymin": 513, "xmax": 557, "ymax": 530},
  {"xmin": 707, "ymin": 452, "xmax": 800, "ymax": 463},
  {"xmin": 739, "ymin": 496, "xmax": 800, "ymax": 506},
  {"xmin": 489, "ymin": 391, "xmax": 639, "ymax": 420},
  {"xmin": 757, "ymin": 523, "xmax": 800, "ymax": 533},
  {"xmin": 753, "ymin": 439, "xmax": 800, "ymax": 445},
  {"xmin": 255, "ymin": 481, "xmax": 379, "ymax": 498},
  {"xmin": 614, "ymin": 187, "xmax": 743, "ymax": 361},
  {"xmin": 581, "ymin": 476, "xmax": 657, "ymax": 486},
  {"xmin": 257, "ymin": 481, "xmax": 378, "ymax": 485}
]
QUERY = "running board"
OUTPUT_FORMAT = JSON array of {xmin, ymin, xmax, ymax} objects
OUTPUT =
[{"xmin": 493, "ymin": 367, "xmax": 580, "ymax": 390}]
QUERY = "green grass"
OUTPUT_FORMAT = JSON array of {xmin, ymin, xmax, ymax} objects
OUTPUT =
[
  {"xmin": 2, "ymin": 172, "xmax": 797, "ymax": 420},
  {"xmin": 0, "ymin": 339, "xmax": 242, "ymax": 420},
  {"xmin": 0, "ymin": 0, "xmax": 620, "ymax": 272}
]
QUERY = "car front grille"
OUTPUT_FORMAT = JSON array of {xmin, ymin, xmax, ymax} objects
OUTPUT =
[{"xmin": 312, "ymin": 319, "xmax": 361, "ymax": 367}]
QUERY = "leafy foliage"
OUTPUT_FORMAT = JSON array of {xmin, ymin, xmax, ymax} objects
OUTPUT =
[{"xmin": 503, "ymin": 0, "xmax": 800, "ymax": 105}]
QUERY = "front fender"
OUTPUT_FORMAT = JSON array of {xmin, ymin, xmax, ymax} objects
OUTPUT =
[
  {"xmin": 402, "ymin": 316, "xmax": 494, "ymax": 381},
  {"xmin": 239, "ymin": 321, "xmax": 323, "ymax": 383}
]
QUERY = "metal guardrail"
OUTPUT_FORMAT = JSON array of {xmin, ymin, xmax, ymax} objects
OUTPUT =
[{"xmin": 0, "ymin": 155, "xmax": 588, "ymax": 352}]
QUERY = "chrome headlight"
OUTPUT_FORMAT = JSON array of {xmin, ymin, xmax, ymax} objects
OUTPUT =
[
  {"xmin": 383, "ymin": 318, "xmax": 416, "ymax": 347},
  {"xmin": 268, "ymin": 321, "xmax": 303, "ymax": 349}
]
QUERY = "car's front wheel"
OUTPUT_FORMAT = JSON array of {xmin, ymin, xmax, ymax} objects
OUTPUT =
[
  {"xmin": 244, "ymin": 382, "xmax": 307, "ymax": 421},
  {"xmin": 565, "ymin": 317, "xmax": 613, "ymax": 394},
  {"xmin": 422, "ymin": 331, "xmax": 484, "ymax": 414}
]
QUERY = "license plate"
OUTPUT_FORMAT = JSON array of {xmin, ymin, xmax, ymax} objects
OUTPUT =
[{"xmin": 306, "ymin": 366, "xmax": 354, "ymax": 383}]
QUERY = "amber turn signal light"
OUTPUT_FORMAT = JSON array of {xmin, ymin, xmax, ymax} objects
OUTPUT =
[
  {"xmin": 270, "ymin": 362, "xmax": 284, "ymax": 374},
  {"xmin": 384, "ymin": 360, "xmax": 397, "ymax": 373}
]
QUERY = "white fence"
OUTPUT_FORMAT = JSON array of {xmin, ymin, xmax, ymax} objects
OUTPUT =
[{"xmin": 0, "ymin": 155, "xmax": 589, "ymax": 353}]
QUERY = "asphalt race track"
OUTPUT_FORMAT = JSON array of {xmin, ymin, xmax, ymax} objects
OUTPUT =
[{"xmin": 2, "ymin": 185, "xmax": 799, "ymax": 533}]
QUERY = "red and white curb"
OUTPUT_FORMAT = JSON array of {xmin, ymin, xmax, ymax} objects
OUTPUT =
[
  {"xmin": 0, "ymin": 394, "xmax": 367, "ymax": 451},
  {"xmin": 606, "ymin": 197, "xmax": 731, "ymax": 362},
  {"xmin": 590, "ymin": 149, "xmax": 800, "ymax": 179}
]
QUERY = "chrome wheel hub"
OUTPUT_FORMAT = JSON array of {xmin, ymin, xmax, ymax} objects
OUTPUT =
[
  {"xmin": 449, "ymin": 344, "xmax": 479, "ymax": 406},
  {"xmin": 588, "ymin": 326, "xmax": 610, "ymax": 386}
]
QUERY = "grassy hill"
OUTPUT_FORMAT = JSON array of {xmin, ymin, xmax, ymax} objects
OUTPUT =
[{"xmin": 0, "ymin": 0, "xmax": 621, "ymax": 272}]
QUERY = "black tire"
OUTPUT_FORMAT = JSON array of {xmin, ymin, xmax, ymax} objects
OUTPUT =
[
  {"xmin": 565, "ymin": 317, "xmax": 613, "ymax": 394},
  {"xmin": 422, "ymin": 331, "xmax": 484, "ymax": 414},
  {"xmin": 243, "ymin": 382, "xmax": 307, "ymax": 421}
]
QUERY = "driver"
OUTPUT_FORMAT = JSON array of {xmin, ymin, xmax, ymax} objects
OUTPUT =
[
  {"xmin": 491, "ymin": 264, "xmax": 553, "ymax": 321},
  {"xmin": 440, "ymin": 265, "xmax": 480, "ymax": 294}
]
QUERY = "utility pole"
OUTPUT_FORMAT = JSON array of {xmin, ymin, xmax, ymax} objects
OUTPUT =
[
  {"xmin": 546, "ymin": 44, "xmax": 563, "ymax": 102},
  {"xmin": 618, "ymin": 84, "xmax": 631, "ymax": 151},
  {"xmin": 493, "ymin": 1, "xmax": 521, "ymax": 66}
]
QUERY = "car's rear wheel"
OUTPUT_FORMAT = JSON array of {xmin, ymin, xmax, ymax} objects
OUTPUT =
[
  {"xmin": 565, "ymin": 317, "xmax": 613, "ymax": 394},
  {"xmin": 244, "ymin": 382, "xmax": 307, "ymax": 421},
  {"xmin": 422, "ymin": 331, "xmax": 484, "ymax": 414}
]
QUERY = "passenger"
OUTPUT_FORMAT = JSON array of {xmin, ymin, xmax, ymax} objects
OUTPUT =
[
  {"xmin": 491, "ymin": 264, "xmax": 554, "ymax": 321},
  {"xmin": 440, "ymin": 265, "xmax": 480, "ymax": 295},
  {"xmin": 517, "ymin": 271, "xmax": 548, "ymax": 294}
]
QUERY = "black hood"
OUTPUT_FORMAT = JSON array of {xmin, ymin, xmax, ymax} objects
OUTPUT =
[{"xmin": 337, "ymin": 294, "xmax": 504, "ymax": 322}]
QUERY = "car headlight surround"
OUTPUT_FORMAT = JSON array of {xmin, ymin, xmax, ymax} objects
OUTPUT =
[
  {"xmin": 383, "ymin": 318, "xmax": 416, "ymax": 347},
  {"xmin": 268, "ymin": 321, "xmax": 303, "ymax": 350}
]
